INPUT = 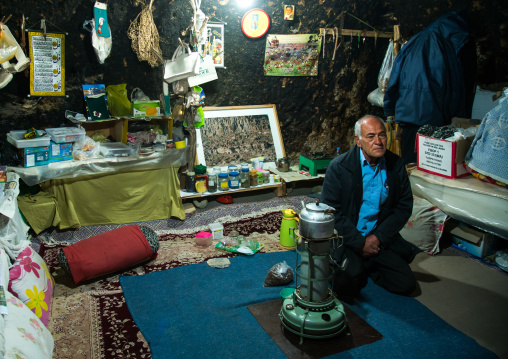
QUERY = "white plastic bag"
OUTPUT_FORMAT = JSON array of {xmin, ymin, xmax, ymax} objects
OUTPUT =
[
  {"xmin": 367, "ymin": 87, "xmax": 385, "ymax": 107},
  {"xmin": 0, "ymin": 25, "xmax": 17, "ymax": 64},
  {"xmin": 188, "ymin": 56, "xmax": 218, "ymax": 87},
  {"xmin": 378, "ymin": 40, "xmax": 395, "ymax": 92},
  {"xmin": 0, "ymin": 173, "xmax": 30, "ymax": 260},
  {"xmin": 83, "ymin": 19, "xmax": 112, "ymax": 64},
  {"xmin": 163, "ymin": 43, "xmax": 200, "ymax": 83}
]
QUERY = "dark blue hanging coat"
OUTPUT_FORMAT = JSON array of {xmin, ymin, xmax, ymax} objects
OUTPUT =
[{"xmin": 383, "ymin": 11, "xmax": 472, "ymax": 126}]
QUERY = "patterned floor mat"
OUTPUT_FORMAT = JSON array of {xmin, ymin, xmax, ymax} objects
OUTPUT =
[{"xmin": 42, "ymin": 209, "xmax": 292, "ymax": 359}]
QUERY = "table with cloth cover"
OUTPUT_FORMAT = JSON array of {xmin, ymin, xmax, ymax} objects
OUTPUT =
[
  {"xmin": 13, "ymin": 150, "xmax": 186, "ymax": 234},
  {"xmin": 409, "ymin": 168, "xmax": 508, "ymax": 240}
]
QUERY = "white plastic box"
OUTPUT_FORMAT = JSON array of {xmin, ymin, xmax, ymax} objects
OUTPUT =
[
  {"xmin": 7, "ymin": 130, "xmax": 51, "ymax": 148},
  {"xmin": 46, "ymin": 126, "xmax": 86, "ymax": 144},
  {"xmin": 209, "ymin": 223, "xmax": 224, "ymax": 240}
]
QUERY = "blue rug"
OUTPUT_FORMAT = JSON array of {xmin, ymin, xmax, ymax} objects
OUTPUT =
[{"xmin": 120, "ymin": 251, "xmax": 497, "ymax": 359}]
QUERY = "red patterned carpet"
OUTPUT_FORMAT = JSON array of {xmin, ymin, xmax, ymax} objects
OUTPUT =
[{"xmin": 42, "ymin": 210, "xmax": 287, "ymax": 359}]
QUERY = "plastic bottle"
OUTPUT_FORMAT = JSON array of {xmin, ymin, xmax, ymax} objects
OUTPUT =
[{"xmin": 336, "ymin": 147, "xmax": 341, "ymax": 156}]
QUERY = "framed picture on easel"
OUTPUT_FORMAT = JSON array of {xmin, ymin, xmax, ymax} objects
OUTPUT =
[{"xmin": 196, "ymin": 104, "xmax": 286, "ymax": 167}]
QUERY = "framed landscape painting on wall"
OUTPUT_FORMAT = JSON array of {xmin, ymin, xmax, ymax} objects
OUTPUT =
[{"xmin": 196, "ymin": 105, "xmax": 286, "ymax": 167}]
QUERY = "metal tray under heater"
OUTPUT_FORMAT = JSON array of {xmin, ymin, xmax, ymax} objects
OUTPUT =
[{"xmin": 299, "ymin": 153, "xmax": 334, "ymax": 176}]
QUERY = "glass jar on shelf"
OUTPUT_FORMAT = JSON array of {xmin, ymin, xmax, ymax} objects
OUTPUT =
[
  {"xmin": 229, "ymin": 171, "xmax": 240, "ymax": 189},
  {"xmin": 249, "ymin": 170, "xmax": 258, "ymax": 187},
  {"xmin": 240, "ymin": 167, "xmax": 250, "ymax": 188},
  {"xmin": 208, "ymin": 170, "xmax": 218, "ymax": 193},
  {"xmin": 262, "ymin": 170, "xmax": 270, "ymax": 184},
  {"xmin": 185, "ymin": 171, "xmax": 196, "ymax": 193},
  {"xmin": 218, "ymin": 172, "xmax": 229, "ymax": 191},
  {"xmin": 257, "ymin": 172, "xmax": 264, "ymax": 185},
  {"xmin": 195, "ymin": 175, "xmax": 207, "ymax": 193}
]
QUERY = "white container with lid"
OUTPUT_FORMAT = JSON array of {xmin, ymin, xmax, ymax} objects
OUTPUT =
[
  {"xmin": 46, "ymin": 126, "xmax": 86, "ymax": 143},
  {"xmin": 209, "ymin": 223, "xmax": 224, "ymax": 240}
]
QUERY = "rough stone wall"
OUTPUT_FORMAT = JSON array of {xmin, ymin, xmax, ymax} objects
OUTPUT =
[{"xmin": 1, "ymin": 0, "xmax": 507, "ymax": 165}]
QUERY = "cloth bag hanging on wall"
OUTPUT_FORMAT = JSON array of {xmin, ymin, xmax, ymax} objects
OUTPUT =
[
  {"xmin": 163, "ymin": 44, "xmax": 200, "ymax": 83},
  {"xmin": 188, "ymin": 56, "xmax": 218, "ymax": 87}
]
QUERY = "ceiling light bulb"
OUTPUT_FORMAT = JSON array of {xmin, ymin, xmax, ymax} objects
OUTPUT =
[{"xmin": 236, "ymin": 0, "xmax": 254, "ymax": 8}]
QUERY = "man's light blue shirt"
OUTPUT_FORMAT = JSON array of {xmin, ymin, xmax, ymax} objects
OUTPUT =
[{"xmin": 356, "ymin": 150, "xmax": 389, "ymax": 237}]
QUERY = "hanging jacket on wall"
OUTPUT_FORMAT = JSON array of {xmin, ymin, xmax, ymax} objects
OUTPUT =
[{"xmin": 383, "ymin": 10, "xmax": 475, "ymax": 127}]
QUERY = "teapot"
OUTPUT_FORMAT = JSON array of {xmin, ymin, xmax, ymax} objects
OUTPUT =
[
  {"xmin": 277, "ymin": 157, "xmax": 290, "ymax": 172},
  {"xmin": 299, "ymin": 200, "xmax": 336, "ymax": 239}
]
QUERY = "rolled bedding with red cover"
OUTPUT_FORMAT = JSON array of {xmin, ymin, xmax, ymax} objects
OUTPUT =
[{"xmin": 58, "ymin": 225, "xmax": 159, "ymax": 284}]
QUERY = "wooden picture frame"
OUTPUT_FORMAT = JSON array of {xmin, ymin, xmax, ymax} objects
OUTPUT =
[{"xmin": 196, "ymin": 104, "xmax": 286, "ymax": 167}]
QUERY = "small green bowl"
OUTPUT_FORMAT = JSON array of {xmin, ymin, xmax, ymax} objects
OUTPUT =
[{"xmin": 280, "ymin": 287, "xmax": 295, "ymax": 298}]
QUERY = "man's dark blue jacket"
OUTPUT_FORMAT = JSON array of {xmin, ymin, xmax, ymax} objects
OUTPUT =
[
  {"xmin": 384, "ymin": 11, "xmax": 473, "ymax": 127},
  {"xmin": 321, "ymin": 146, "xmax": 413, "ymax": 253}
]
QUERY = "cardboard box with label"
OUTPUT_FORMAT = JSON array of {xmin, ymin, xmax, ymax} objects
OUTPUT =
[
  {"xmin": 449, "ymin": 222, "xmax": 500, "ymax": 258},
  {"xmin": 19, "ymin": 146, "xmax": 50, "ymax": 167},
  {"xmin": 132, "ymin": 101, "xmax": 161, "ymax": 117},
  {"xmin": 49, "ymin": 141, "xmax": 73, "ymax": 162},
  {"xmin": 416, "ymin": 118, "xmax": 480, "ymax": 179}
]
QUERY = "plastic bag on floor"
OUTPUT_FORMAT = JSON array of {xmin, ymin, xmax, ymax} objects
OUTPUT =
[{"xmin": 264, "ymin": 261, "xmax": 294, "ymax": 287}]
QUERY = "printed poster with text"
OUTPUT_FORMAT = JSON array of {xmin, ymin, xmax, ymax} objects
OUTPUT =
[
  {"xmin": 28, "ymin": 31, "xmax": 65, "ymax": 96},
  {"xmin": 264, "ymin": 34, "xmax": 321, "ymax": 77}
]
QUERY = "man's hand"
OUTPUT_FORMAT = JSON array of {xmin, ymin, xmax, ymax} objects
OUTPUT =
[{"xmin": 360, "ymin": 235, "xmax": 381, "ymax": 258}]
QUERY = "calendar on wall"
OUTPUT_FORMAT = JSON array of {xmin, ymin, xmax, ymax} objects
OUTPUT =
[{"xmin": 28, "ymin": 31, "xmax": 65, "ymax": 96}]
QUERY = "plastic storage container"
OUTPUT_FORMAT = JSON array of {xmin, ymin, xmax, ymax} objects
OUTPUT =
[
  {"xmin": 7, "ymin": 130, "xmax": 51, "ymax": 148},
  {"xmin": 99, "ymin": 142, "xmax": 132, "ymax": 157},
  {"xmin": 46, "ymin": 126, "xmax": 86, "ymax": 143},
  {"xmin": 209, "ymin": 223, "xmax": 224, "ymax": 240}
]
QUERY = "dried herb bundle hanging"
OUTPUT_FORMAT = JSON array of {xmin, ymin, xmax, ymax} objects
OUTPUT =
[{"xmin": 127, "ymin": 0, "xmax": 163, "ymax": 67}]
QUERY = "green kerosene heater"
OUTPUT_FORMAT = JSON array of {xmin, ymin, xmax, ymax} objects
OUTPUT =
[{"xmin": 279, "ymin": 201, "xmax": 348, "ymax": 342}]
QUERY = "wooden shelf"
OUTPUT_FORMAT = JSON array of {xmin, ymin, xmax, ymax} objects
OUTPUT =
[
  {"xmin": 68, "ymin": 116, "xmax": 173, "ymax": 144},
  {"xmin": 180, "ymin": 181, "xmax": 286, "ymax": 199}
]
